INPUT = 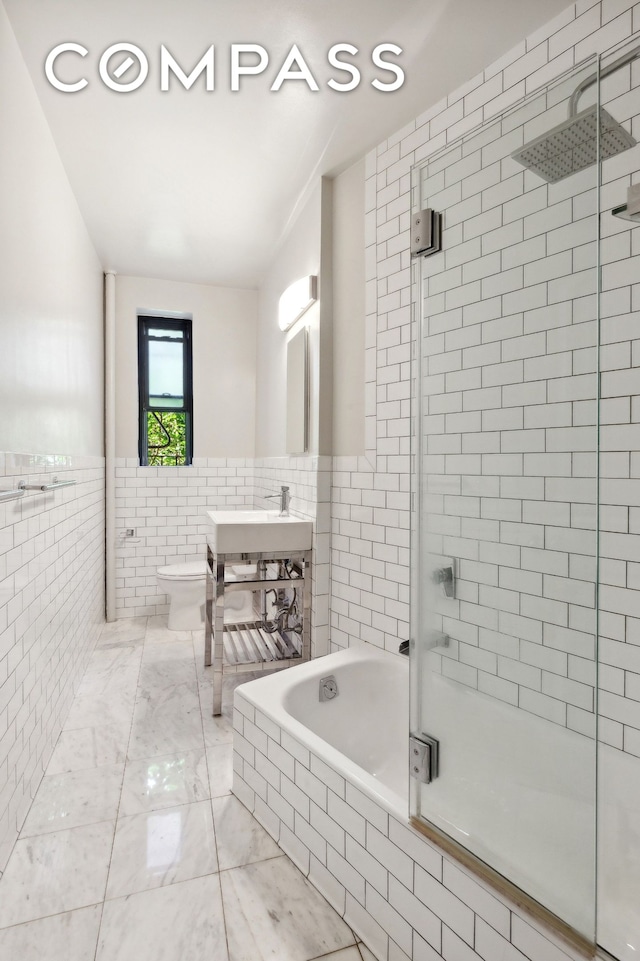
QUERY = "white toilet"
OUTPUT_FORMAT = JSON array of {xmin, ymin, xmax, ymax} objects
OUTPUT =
[
  {"xmin": 224, "ymin": 586, "xmax": 255, "ymax": 623},
  {"xmin": 224, "ymin": 564, "xmax": 256, "ymax": 623},
  {"xmin": 157, "ymin": 561, "xmax": 206, "ymax": 630}
]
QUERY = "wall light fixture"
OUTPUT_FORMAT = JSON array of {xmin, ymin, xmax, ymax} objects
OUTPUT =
[{"xmin": 278, "ymin": 275, "xmax": 317, "ymax": 331}]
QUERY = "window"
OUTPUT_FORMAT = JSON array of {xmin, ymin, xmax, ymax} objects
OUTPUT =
[{"xmin": 138, "ymin": 316, "xmax": 193, "ymax": 466}]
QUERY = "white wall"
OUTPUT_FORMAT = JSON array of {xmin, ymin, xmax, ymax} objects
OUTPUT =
[
  {"xmin": 0, "ymin": 0, "xmax": 105, "ymax": 873},
  {"xmin": 0, "ymin": 6, "xmax": 104, "ymax": 456},
  {"xmin": 332, "ymin": 160, "xmax": 366, "ymax": 456},
  {"xmin": 114, "ymin": 275, "xmax": 257, "ymax": 459},
  {"xmin": 255, "ymin": 179, "xmax": 333, "ymax": 457}
]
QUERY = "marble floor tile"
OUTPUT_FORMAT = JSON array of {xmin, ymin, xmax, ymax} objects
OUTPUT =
[
  {"xmin": 0, "ymin": 833, "xmax": 15, "ymax": 879},
  {"xmin": 96, "ymin": 874, "xmax": 228, "ymax": 961},
  {"xmin": 200, "ymin": 706, "xmax": 234, "ymax": 746},
  {"xmin": 20, "ymin": 764, "xmax": 124, "ymax": 837},
  {"xmin": 0, "ymin": 821, "xmax": 114, "ymax": 928},
  {"xmin": 47, "ymin": 725, "xmax": 128, "ymax": 775},
  {"xmin": 63, "ymin": 692, "xmax": 134, "ymax": 737},
  {"xmin": 206, "ymin": 743, "xmax": 233, "ymax": 797},
  {"xmin": 0, "ymin": 612, "xmax": 372, "ymax": 961},
  {"xmin": 97, "ymin": 617, "xmax": 147, "ymax": 648},
  {"xmin": 76, "ymin": 670, "xmax": 139, "ymax": 700},
  {"xmin": 142, "ymin": 637, "xmax": 195, "ymax": 663},
  {"xmin": 0, "ymin": 905, "xmax": 102, "ymax": 961},
  {"xmin": 106, "ymin": 800, "xmax": 218, "ymax": 899},
  {"xmin": 85, "ymin": 644, "xmax": 143, "ymax": 673},
  {"xmin": 315, "ymin": 949, "xmax": 366, "ymax": 961},
  {"xmin": 77, "ymin": 646, "xmax": 142, "ymax": 697},
  {"xmin": 127, "ymin": 686, "xmax": 204, "ymax": 759},
  {"xmin": 142, "ymin": 638, "xmax": 196, "ymax": 663},
  {"xmin": 145, "ymin": 616, "xmax": 193, "ymax": 647},
  {"xmin": 194, "ymin": 657, "xmax": 212, "ymax": 684},
  {"xmin": 212, "ymin": 795, "xmax": 281, "ymax": 871},
  {"xmin": 198, "ymin": 672, "xmax": 267, "ymax": 746},
  {"xmin": 191, "ymin": 629, "xmax": 206, "ymax": 663},
  {"xmin": 146, "ymin": 615, "xmax": 176, "ymax": 632},
  {"xmin": 120, "ymin": 749, "xmax": 210, "ymax": 816},
  {"xmin": 357, "ymin": 945, "xmax": 378, "ymax": 961},
  {"xmin": 137, "ymin": 661, "xmax": 197, "ymax": 698},
  {"xmin": 221, "ymin": 857, "xmax": 356, "ymax": 961}
]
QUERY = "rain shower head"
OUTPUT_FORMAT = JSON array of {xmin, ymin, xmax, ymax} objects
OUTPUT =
[
  {"xmin": 512, "ymin": 43, "xmax": 640, "ymax": 184},
  {"xmin": 512, "ymin": 104, "xmax": 635, "ymax": 184}
]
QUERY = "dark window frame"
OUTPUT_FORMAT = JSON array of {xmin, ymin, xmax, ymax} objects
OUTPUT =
[{"xmin": 138, "ymin": 315, "xmax": 193, "ymax": 466}]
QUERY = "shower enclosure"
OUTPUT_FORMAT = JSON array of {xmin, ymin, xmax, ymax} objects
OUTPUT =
[{"xmin": 410, "ymin": 37, "xmax": 640, "ymax": 960}]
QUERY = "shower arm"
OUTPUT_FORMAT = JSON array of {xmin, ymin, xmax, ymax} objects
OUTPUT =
[{"xmin": 569, "ymin": 43, "xmax": 640, "ymax": 117}]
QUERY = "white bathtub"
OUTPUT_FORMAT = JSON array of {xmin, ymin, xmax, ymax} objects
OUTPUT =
[
  {"xmin": 232, "ymin": 643, "xmax": 598, "ymax": 961},
  {"xmin": 236, "ymin": 644, "xmax": 408, "ymax": 818}
]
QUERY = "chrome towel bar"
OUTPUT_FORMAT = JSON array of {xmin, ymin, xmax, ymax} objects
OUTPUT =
[
  {"xmin": 0, "ymin": 489, "xmax": 25, "ymax": 503},
  {"xmin": 18, "ymin": 477, "xmax": 76, "ymax": 492}
]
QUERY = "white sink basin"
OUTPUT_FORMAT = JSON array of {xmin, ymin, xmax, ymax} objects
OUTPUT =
[{"xmin": 206, "ymin": 510, "xmax": 312, "ymax": 554}]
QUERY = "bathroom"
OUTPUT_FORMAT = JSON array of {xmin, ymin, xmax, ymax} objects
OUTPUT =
[{"xmin": 2, "ymin": 0, "xmax": 640, "ymax": 959}]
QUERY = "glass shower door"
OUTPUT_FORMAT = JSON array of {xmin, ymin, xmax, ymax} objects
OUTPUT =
[
  {"xmin": 596, "ymin": 35, "xmax": 640, "ymax": 961},
  {"xmin": 410, "ymin": 57, "xmax": 600, "ymax": 941}
]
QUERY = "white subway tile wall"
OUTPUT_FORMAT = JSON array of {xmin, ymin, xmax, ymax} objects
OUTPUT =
[
  {"xmin": 253, "ymin": 456, "xmax": 332, "ymax": 659},
  {"xmin": 596, "ymin": 49, "xmax": 640, "ymax": 758},
  {"xmin": 0, "ymin": 453, "xmax": 104, "ymax": 873},
  {"xmin": 332, "ymin": 2, "xmax": 640, "ymax": 762},
  {"xmin": 415, "ymin": 69, "xmax": 600, "ymax": 737},
  {"xmin": 233, "ymin": 691, "xmax": 586, "ymax": 961},
  {"xmin": 114, "ymin": 457, "xmax": 255, "ymax": 619},
  {"xmin": 114, "ymin": 455, "xmax": 330, "ymax": 657}
]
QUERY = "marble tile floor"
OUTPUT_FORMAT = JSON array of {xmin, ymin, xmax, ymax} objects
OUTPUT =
[{"xmin": 0, "ymin": 616, "xmax": 374, "ymax": 961}]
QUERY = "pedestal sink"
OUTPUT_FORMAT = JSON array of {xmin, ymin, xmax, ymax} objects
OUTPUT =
[
  {"xmin": 205, "ymin": 509, "xmax": 313, "ymax": 713},
  {"xmin": 206, "ymin": 509, "xmax": 312, "ymax": 554}
]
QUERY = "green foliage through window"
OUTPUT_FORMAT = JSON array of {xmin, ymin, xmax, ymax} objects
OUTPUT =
[{"xmin": 147, "ymin": 412, "xmax": 187, "ymax": 466}]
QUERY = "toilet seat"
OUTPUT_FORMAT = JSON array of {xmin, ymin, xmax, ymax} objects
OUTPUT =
[{"xmin": 157, "ymin": 561, "xmax": 204, "ymax": 580}]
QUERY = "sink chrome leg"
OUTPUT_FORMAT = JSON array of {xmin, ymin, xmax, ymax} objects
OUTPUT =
[
  {"xmin": 204, "ymin": 547, "xmax": 214, "ymax": 667},
  {"xmin": 302, "ymin": 550, "xmax": 311, "ymax": 662},
  {"xmin": 213, "ymin": 553, "xmax": 225, "ymax": 715}
]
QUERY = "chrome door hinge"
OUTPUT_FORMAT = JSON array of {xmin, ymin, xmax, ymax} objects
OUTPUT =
[
  {"xmin": 410, "ymin": 209, "xmax": 442, "ymax": 258},
  {"xmin": 410, "ymin": 734, "xmax": 439, "ymax": 784}
]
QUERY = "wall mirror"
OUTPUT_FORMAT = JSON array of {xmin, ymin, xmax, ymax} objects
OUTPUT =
[{"xmin": 286, "ymin": 327, "xmax": 308, "ymax": 454}]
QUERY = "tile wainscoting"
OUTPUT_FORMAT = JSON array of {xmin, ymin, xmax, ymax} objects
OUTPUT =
[
  {"xmin": 114, "ymin": 454, "xmax": 331, "ymax": 658},
  {"xmin": 0, "ymin": 452, "xmax": 105, "ymax": 873}
]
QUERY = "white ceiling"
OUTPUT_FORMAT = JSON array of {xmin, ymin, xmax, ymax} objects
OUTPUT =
[{"xmin": 4, "ymin": 0, "xmax": 572, "ymax": 289}]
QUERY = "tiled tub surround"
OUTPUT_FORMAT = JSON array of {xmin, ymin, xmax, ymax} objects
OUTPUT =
[
  {"xmin": 114, "ymin": 453, "xmax": 331, "ymax": 658},
  {"xmin": 597, "ymin": 40, "xmax": 640, "ymax": 757},
  {"xmin": 333, "ymin": 0, "xmax": 640, "ymax": 757},
  {"xmin": 414, "ymin": 62, "xmax": 600, "ymax": 742},
  {"xmin": 0, "ymin": 452, "xmax": 105, "ymax": 873},
  {"xmin": 232, "ymin": 648, "xmax": 590, "ymax": 961},
  {"xmin": 330, "ymin": 454, "xmax": 410, "ymax": 656}
]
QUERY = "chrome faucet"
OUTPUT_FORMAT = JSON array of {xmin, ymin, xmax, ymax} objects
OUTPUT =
[{"xmin": 266, "ymin": 485, "xmax": 291, "ymax": 517}]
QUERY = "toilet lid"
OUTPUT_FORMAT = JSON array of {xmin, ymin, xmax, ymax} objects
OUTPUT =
[{"xmin": 157, "ymin": 561, "xmax": 204, "ymax": 580}]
